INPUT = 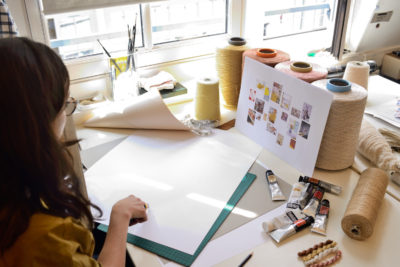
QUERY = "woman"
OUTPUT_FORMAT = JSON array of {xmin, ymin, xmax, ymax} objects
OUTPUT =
[{"xmin": 0, "ymin": 37, "xmax": 147, "ymax": 266}]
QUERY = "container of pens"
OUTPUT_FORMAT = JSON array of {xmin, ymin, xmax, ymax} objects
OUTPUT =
[{"xmin": 108, "ymin": 52, "xmax": 139, "ymax": 102}]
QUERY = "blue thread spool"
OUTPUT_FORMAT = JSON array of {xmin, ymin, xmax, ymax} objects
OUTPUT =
[{"xmin": 326, "ymin": 78, "xmax": 351, "ymax": 92}]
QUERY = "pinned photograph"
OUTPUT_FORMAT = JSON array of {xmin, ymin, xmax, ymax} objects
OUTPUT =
[
  {"xmin": 281, "ymin": 92, "xmax": 292, "ymax": 110},
  {"xmin": 254, "ymin": 98, "xmax": 265, "ymax": 114},
  {"xmin": 268, "ymin": 107, "xmax": 278, "ymax": 123},
  {"xmin": 256, "ymin": 114, "xmax": 261, "ymax": 120},
  {"xmin": 290, "ymin": 138, "xmax": 296, "ymax": 149},
  {"xmin": 277, "ymin": 133, "xmax": 284, "ymax": 146},
  {"xmin": 299, "ymin": 121, "xmax": 311, "ymax": 139},
  {"xmin": 257, "ymin": 81, "xmax": 265, "ymax": 90},
  {"xmin": 288, "ymin": 119, "xmax": 299, "ymax": 138},
  {"xmin": 249, "ymin": 88, "xmax": 256, "ymax": 102},
  {"xmin": 301, "ymin": 102, "xmax": 312, "ymax": 122},
  {"xmin": 264, "ymin": 86, "xmax": 270, "ymax": 101},
  {"xmin": 267, "ymin": 122, "xmax": 277, "ymax": 135},
  {"xmin": 271, "ymin": 82, "xmax": 283, "ymax": 104},
  {"xmin": 281, "ymin": 111, "xmax": 288, "ymax": 122},
  {"xmin": 247, "ymin": 108, "xmax": 256, "ymax": 125},
  {"xmin": 263, "ymin": 113, "xmax": 268, "ymax": 121},
  {"xmin": 291, "ymin": 107, "xmax": 301, "ymax": 119}
]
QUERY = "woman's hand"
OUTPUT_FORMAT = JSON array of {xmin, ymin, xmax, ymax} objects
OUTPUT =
[{"xmin": 110, "ymin": 195, "xmax": 148, "ymax": 226}]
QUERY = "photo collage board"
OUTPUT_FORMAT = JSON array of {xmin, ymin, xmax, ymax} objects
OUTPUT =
[{"xmin": 235, "ymin": 58, "xmax": 333, "ymax": 176}]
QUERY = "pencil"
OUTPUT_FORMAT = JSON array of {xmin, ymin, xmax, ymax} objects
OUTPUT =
[
  {"xmin": 97, "ymin": 39, "xmax": 122, "ymax": 73},
  {"xmin": 238, "ymin": 252, "xmax": 253, "ymax": 267}
]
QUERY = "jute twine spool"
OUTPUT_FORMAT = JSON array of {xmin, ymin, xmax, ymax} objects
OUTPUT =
[
  {"xmin": 216, "ymin": 37, "xmax": 249, "ymax": 110},
  {"xmin": 242, "ymin": 48, "xmax": 290, "ymax": 68},
  {"xmin": 312, "ymin": 79, "xmax": 367, "ymax": 170},
  {"xmin": 195, "ymin": 77, "xmax": 220, "ymax": 121},
  {"xmin": 341, "ymin": 168, "xmax": 388, "ymax": 240},
  {"xmin": 275, "ymin": 61, "xmax": 327, "ymax": 83},
  {"xmin": 343, "ymin": 61, "xmax": 370, "ymax": 90}
]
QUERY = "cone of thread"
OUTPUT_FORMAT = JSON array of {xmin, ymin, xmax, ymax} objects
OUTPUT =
[
  {"xmin": 216, "ymin": 40, "xmax": 248, "ymax": 110},
  {"xmin": 312, "ymin": 79, "xmax": 367, "ymax": 170},
  {"xmin": 195, "ymin": 77, "xmax": 220, "ymax": 121},
  {"xmin": 343, "ymin": 61, "xmax": 370, "ymax": 90},
  {"xmin": 341, "ymin": 168, "xmax": 388, "ymax": 240}
]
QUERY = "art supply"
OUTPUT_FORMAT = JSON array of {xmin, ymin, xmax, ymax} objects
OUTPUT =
[
  {"xmin": 311, "ymin": 199, "xmax": 330, "ymax": 236},
  {"xmin": 129, "ymin": 203, "xmax": 149, "ymax": 226},
  {"xmin": 286, "ymin": 182, "xmax": 306, "ymax": 211},
  {"xmin": 302, "ymin": 187, "xmax": 324, "ymax": 218},
  {"xmin": 268, "ymin": 216, "xmax": 314, "ymax": 243},
  {"xmin": 297, "ymin": 240, "xmax": 334, "ymax": 257},
  {"xmin": 238, "ymin": 252, "xmax": 253, "ymax": 267},
  {"xmin": 97, "ymin": 39, "xmax": 122, "ymax": 73},
  {"xmin": 343, "ymin": 61, "xmax": 370, "ymax": 90},
  {"xmin": 242, "ymin": 48, "xmax": 290, "ymax": 68},
  {"xmin": 341, "ymin": 168, "xmax": 388, "ymax": 240},
  {"xmin": 195, "ymin": 77, "xmax": 220, "ymax": 121},
  {"xmin": 299, "ymin": 176, "xmax": 342, "ymax": 195},
  {"xmin": 265, "ymin": 170, "xmax": 286, "ymax": 201},
  {"xmin": 216, "ymin": 37, "xmax": 249, "ymax": 109},
  {"xmin": 312, "ymin": 78, "xmax": 367, "ymax": 170},
  {"xmin": 300, "ymin": 241, "xmax": 338, "ymax": 265},
  {"xmin": 262, "ymin": 209, "xmax": 304, "ymax": 233},
  {"xmin": 358, "ymin": 119, "xmax": 400, "ymax": 173},
  {"xmin": 299, "ymin": 183, "xmax": 316, "ymax": 209},
  {"xmin": 274, "ymin": 61, "xmax": 327, "ymax": 83}
]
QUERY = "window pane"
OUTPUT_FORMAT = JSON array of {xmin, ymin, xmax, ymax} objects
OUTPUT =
[
  {"xmin": 263, "ymin": 0, "xmax": 333, "ymax": 38},
  {"xmin": 150, "ymin": 0, "xmax": 227, "ymax": 44},
  {"xmin": 46, "ymin": 5, "xmax": 142, "ymax": 60}
]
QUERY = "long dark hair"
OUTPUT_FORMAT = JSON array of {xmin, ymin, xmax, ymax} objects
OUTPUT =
[{"xmin": 0, "ymin": 37, "xmax": 101, "ymax": 253}]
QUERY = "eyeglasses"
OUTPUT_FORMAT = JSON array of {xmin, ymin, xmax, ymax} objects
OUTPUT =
[{"xmin": 65, "ymin": 97, "xmax": 77, "ymax": 116}]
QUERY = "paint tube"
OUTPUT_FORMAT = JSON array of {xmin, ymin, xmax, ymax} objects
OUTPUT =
[
  {"xmin": 286, "ymin": 182, "xmax": 306, "ymax": 212},
  {"xmin": 299, "ymin": 183, "xmax": 316, "ymax": 210},
  {"xmin": 299, "ymin": 176, "xmax": 342, "ymax": 195},
  {"xmin": 266, "ymin": 170, "xmax": 286, "ymax": 201},
  {"xmin": 268, "ymin": 216, "xmax": 314, "ymax": 243},
  {"xmin": 302, "ymin": 187, "xmax": 324, "ymax": 218},
  {"xmin": 262, "ymin": 209, "xmax": 304, "ymax": 233},
  {"xmin": 311, "ymin": 199, "xmax": 330, "ymax": 236}
]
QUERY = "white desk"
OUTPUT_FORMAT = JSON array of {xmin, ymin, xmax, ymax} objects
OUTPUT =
[{"xmin": 75, "ymin": 75, "xmax": 400, "ymax": 267}]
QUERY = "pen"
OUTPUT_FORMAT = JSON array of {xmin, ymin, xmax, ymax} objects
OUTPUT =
[
  {"xmin": 129, "ymin": 203, "xmax": 149, "ymax": 226},
  {"xmin": 97, "ymin": 39, "xmax": 122, "ymax": 73},
  {"xmin": 238, "ymin": 252, "xmax": 253, "ymax": 267}
]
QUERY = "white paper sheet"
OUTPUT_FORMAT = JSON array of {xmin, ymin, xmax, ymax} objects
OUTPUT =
[
  {"xmin": 164, "ymin": 204, "xmax": 286, "ymax": 267},
  {"xmin": 84, "ymin": 90, "xmax": 189, "ymax": 130},
  {"xmin": 85, "ymin": 129, "xmax": 262, "ymax": 254},
  {"xmin": 235, "ymin": 58, "xmax": 333, "ymax": 176}
]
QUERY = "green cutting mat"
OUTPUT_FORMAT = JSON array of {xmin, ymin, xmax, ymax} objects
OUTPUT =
[{"xmin": 98, "ymin": 172, "xmax": 256, "ymax": 266}]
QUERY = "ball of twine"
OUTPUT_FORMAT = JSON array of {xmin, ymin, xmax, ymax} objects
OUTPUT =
[
  {"xmin": 275, "ymin": 61, "xmax": 327, "ymax": 83},
  {"xmin": 312, "ymin": 79, "xmax": 368, "ymax": 170},
  {"xmin": 242, "ymin": 48, "xmax": 290, "ymax": 68},
  {"xmin": 343, "ymin": 61, "xmax": 370, "ymax": 90},
  {"xmin": 341, "ymin": 168, "xmax": 388, "ymax": 240},
  {"xmin": 216, "ymin": 37, "xmax": 249, "ymax": 110},
  {"xmin": 195, "ymin": 77, "xmax": 220, "ymax": 121}
]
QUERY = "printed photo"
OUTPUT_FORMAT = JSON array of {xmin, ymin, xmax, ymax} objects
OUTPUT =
[
  {"xmin": 256, "ymin": 114, "xmax": 261, "ymax": 120},
  {"xmin": 277, "ymin": 133, "xmax": 284, "ymax": 146},
  {"xmin": 301, "ymin": 102, "xmax": 313, "ymax": 122},
  {"xmin": 266, "ymin": 122, "xmax": 277, "ymax": 135},
  {"xmin": 299, "ymin": 121, "xmax": 311, "ymax": 139},
  {"xmin": 281, "ymin": 111, "xmax": 288, "ymax": 122},
  {"xmin": 291, "ymin": 107, "xmax": 301, "ymax": 119},
  {"xmin": 254, "ymin": 98, "xmax": 265, "ymax": 114},
  {"xmin": 281, "ymin": 92, "xmax": 292, "ymax": 110},
  {"xmin": 263, "ymin": 113, "xmax": 268, "ymax": 121},
  {"xmin": 287, "ymin": 119, "xmax": 300, "ymax": 138},
  {"xmin": 271, "ymin": 82, "xmax": 283, "ymax": 104},
  {"xmin": 264, "ymin": 86, "xmax": 270, "ymax": 101},
  {"xmin": 268, "ymin": 107, "xmax": 278, "ymax": 123},
  {"xmin": 249, "ymin": 88, "xmax": 256, "ymax": 102},
  {"xmin": 247, "ymin": 108, "xmax": 256, "ymax": 125},
  {"xmin": 290, "ymin": 138, "xmax": 296, "ymax": 149},
  {"xmin": 257, "ymin": 81, "xmax": 265, "ymax": 90}
]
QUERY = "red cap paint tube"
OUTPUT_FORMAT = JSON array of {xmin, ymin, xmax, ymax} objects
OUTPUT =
[
  {"xmin": 268, "ymin": 216, "xmax": 314, "ymax": 243},
  {"xmin": 299, "ymin": 176, "xmax": 342, "ymax": 195},
  {"xmin": 266, "ymin": 170, "xmax": 286, "ymax": 201},
  {"xmin": 311, "ymin": 199, "xmax": 330, "ymax": 236},
  {"xmin": 302, "ymin": 187, "xmax": 324, "ymax": 218}
]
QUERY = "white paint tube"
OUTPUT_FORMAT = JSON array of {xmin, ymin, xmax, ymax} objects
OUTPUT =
[
  {"xmin": 266, "ymin": 170, "xmax": 286, "ymax": 201},
  {"xmin": 262, "ymin": 209, "xmax": 304, "ymax": 233},
  {"xmin": 311, "ymin": 199, "xmax": 330, "ymax": 235},
  {"xmin": 268, "ymin": 216, "xmax": 314, "ymax": 243},
  {"xmin": 286, "ymin": 182, "xmax": 306, "ymax": 212},
  {"xmin": 302, "ymin": 187, "xmax": 324, "ymax": 218}
]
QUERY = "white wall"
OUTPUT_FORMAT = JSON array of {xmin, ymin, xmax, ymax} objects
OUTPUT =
[{"xmin": 6, "ymin": 0, "xmax": 31, "ymax": 37}]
